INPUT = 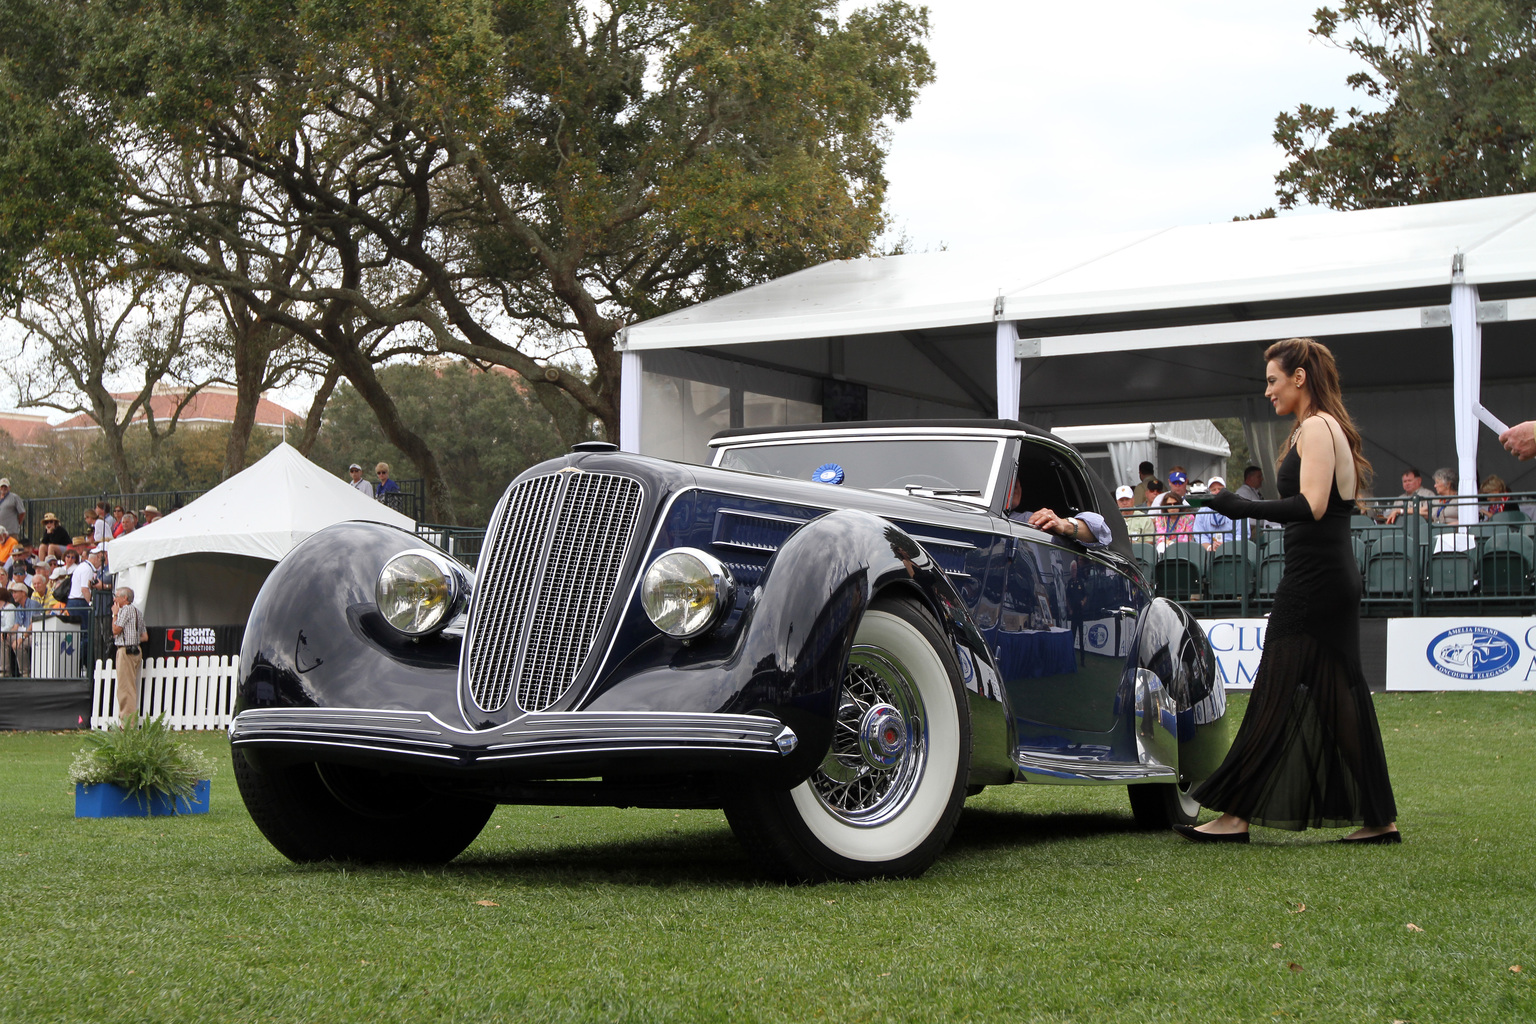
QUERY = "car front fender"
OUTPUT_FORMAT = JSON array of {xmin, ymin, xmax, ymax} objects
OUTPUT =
[{"xmin": 586, "ymin": 508, "xmax": 1011, "ymax": 784}]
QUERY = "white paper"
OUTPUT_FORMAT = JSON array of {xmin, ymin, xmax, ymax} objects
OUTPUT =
[{"xmin": 1476, "ymin": 403, "xmax": 1511, "ymax": 437}]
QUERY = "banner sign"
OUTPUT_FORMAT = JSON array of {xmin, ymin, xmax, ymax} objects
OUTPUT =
[
  {"xmin": 1197, "ymin": 618, "xmax": 1268, "ymax": 691},
  {"xmin": 1386, "ymin": 618, "xmax": 1535, "ymax": 691},
  {"xmin": 149, "ymin": 625, "xmax": 245, "ymax": 659}
]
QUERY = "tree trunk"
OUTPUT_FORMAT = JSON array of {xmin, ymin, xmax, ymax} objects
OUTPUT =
[
  {"xmin": 223, "ymin": 320, "xmax": 279, "ymax": 478},
  {"xmin": 297, "ymin": 364, "xmax": 340, "ymax": 457}
]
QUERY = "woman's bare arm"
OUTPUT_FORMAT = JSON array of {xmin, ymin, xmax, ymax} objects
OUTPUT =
[{"xmin": 1295, "ymin": 416, "xmax": 1335, "ymax": 521}]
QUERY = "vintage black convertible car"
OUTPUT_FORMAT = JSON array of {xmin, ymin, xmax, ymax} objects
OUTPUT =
[{"xmin": 230, "ymin": 420, "xmax": 1230, "ymax": 880}]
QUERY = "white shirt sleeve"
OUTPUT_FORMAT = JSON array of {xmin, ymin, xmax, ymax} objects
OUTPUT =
[{"xmin": 1077, "ymin": 511, "xmax": 1113, "ymax": 548}]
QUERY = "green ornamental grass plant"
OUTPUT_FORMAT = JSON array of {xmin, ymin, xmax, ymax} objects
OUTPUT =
[{"xmin": 67, "ymin": 713, "xmax": 217, "ymax": 802}]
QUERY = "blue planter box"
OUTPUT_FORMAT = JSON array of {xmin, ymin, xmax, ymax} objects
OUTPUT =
[{"xmin": 75, "ymin": 779, "xmax": 210, "ymax": 818}]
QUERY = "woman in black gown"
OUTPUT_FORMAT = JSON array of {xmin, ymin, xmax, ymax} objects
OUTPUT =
[{"xmin": 1177, "ymin": 337, "xmax": 1400, "ymax": 844}]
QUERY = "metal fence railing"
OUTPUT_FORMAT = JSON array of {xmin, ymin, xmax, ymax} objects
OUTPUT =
[
  {"xmin": 1124, "ymin": 489, "xmax": 1536, "ymax": 618},
  {"xmin": 0, "ymin": 605, "xmax": 96, "ymax": 679},
  {"xmin": 409, "ymin": 492, "xmax": 1536, "ymax": 619},
  {"xmin": 416, "ymin": 523, "xmax": 486, "ymax": 568}
]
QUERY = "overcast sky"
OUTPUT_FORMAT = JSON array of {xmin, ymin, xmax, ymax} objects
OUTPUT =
[{"xmin": 878, "ymin": 0, "xmax": 1373, "ymax": 252}]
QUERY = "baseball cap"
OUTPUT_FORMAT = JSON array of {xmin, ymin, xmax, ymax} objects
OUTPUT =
[
  {"xmin": 1208, "ymin": 476, "xmax": 1226, "ymax": 488},
  {"xmin": 1189, "ymin": 482, "xmax": 1209, "ymax": 494},
  {"xmin": 0, "ymin": 478, "xmax": 9, "ymax": 487},
  {"xmin": 349, "ymin": 463, "xmax": 362, "ymax": 471},
  {"xmin": 1114, "ymin": 485, "xmax": 1135, "ymax": 500},
  {"xmin": 50, "ymin": 565, "xmax": 70, "ymax": 580},
  {"xmin": 1168, "ymin": 470, "xmax": 1188, "ymax": 484}
]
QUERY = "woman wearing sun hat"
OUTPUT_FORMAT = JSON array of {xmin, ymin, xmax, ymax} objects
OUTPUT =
[{"xmin": 38, "ymin": 512, "xmax": 71, "ymax": 560}]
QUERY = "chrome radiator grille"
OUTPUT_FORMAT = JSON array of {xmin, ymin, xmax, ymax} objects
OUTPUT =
[{"xmin": 465, "ymin": 471, "xmax": 644, "ymax": 714}]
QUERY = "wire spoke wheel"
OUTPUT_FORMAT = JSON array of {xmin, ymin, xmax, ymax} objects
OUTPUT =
[
  {"xmin": 809, "ymin": 647, "xmax": 927, "ymax": 827},
  {"xmin": 726, "ymin": 596, "xmax": 971, "ymax": 881}
]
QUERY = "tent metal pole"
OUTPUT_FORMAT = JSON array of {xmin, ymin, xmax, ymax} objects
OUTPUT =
[
  {"xmin": 1449, "ymin": 277, "xmax": 1481, "ymax": 529},
  {"xmin": 619, "ymin": 348, "xmax": 643, "ymax": 452},
  {"xmin": 995, "ymin": 320, "xmax": 1020, "ymax": 420}
]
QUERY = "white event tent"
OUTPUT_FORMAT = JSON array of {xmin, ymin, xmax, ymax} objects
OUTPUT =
[
  {"xmin": 620, "ymin": 193, "xmax": 1536, "ymax": 507},
  {"xmin": 106, "ymin": 444, "xmax": 415, "ymax": 627}
]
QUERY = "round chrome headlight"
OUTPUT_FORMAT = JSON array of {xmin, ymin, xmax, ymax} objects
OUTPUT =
[
  {"xmin": 375, "ymin": 549, "xmax": 469, "ymax": 637},
  {"xmin": 641, "ymin": 548, "xmax": 735, "ymax": 639}
]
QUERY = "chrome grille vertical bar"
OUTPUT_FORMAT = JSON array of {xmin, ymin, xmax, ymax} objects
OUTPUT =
[
  {"xmin": 465, "ymin": 473, "xmax": 562, "ymax": 712},
  {"xmin": 463, "ymin": 471, "xmax": 644, "ymax": 717},
  {"xmin": 515, "ymin": 475, "xmax": 643, "ymax": 712}
]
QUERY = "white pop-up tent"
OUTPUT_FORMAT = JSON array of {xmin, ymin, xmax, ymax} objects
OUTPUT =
[
  {"xmin": 1051, "ymin": 420, "xmax": 1231, "ymax": 492},
  {"xmin": 106, "ymin": 444, "xmax": 415, "ymax": 626}
]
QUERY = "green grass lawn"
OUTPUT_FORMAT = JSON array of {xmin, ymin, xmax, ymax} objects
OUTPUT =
[{"xmin": 1, "ymin": 691, "xmax": 1533, "ymax": 1024}]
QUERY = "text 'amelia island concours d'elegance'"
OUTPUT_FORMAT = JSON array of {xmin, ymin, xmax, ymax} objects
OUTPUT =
[{"xmin": 229, "ymin": 420, "xmax": 1231, "ymax": 881}]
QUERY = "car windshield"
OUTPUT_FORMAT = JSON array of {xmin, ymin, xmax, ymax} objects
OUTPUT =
[{"xmin": 715, "ymin": 437, "xmax": 1002, "ymax": 503}]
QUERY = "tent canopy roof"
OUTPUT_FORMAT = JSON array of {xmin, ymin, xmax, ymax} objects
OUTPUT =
[
  {"xmin": 106, "ymin": 443, "xmax": 414, "ymax": 571},
  {"xmin": 625, "ymin": 192, "xmax": 1536, "ymax": 350},
  {"xmin": 1052, "ymin": 420, "xmax": 1231, "ymax": 456}
]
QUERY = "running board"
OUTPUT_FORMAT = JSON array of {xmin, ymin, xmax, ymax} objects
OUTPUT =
[{"xmin": 1013, "ymin": 750, "xmax": 1177, "ymax": 785}]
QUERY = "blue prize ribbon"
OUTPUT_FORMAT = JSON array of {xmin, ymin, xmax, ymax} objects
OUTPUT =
[{"xmin": 812, "ymin": 463, "xmax": 845, "ymax": 486}]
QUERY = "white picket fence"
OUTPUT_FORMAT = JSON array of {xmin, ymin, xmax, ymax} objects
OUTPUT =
[{"xmin": 90, "ymin": 656, "xmax": 241, "ymax": 730}]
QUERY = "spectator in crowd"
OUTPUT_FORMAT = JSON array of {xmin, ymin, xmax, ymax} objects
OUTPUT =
[
  {"xmin": 347, "ymin": 463, "xmax": 373, "ymax": 496},
  {"xmin": 1155, "ymin": 481, "xmax": 1197, "ymax": 550},
  {"xmin": 1383, "ymin": 466, "xmax": 1436, "ymax": 524},
  {"xmin": 0, "ymin": 479, "xmax": 25, "ymax": 543},
  {"xmin": 114, "ymin": 510, "xmax": 137, "ymax": 537},
  {"xmin": 1130, "ymin": 461, "xmax": 1156, "ymax": 507},
  {"xmin": 141, "ymin": 505, "xmax": 161, "ymax": 524},
  {"xmin": 374, "ymin": 461, "xmax": 401, "ymax": 499},
  {"xmin": 1164, "ymin": 470, "xmax": 1190, "ymax": 511},
  {"xmin": 1236, "ymin": 466, "xmax": 1264, "ymax": 501},
  {"xmin": 0, "ymin": 527, "xmax": 18, "ymax": 574},
  {"xmin": 1192, "ymin": 476, "xmax": 1237, "ymax": 549},
  {"xmin": 30, "ymin": 571, "xmax": 60, "ymax": 614},
  {"xmin": 92, "ymin": 502, "xmax": 115, "ymax": 544},
  {"xmin": 1499, "ymin": 420, "xmax": 1536, "ymax": 460},
  {"xmin": 1118, "ymin": 484, "xmax": 1156, "ymax": 541},
  {"xmin": 1429, "ymin": 467, "xmax": 1460, "ymax": 525},
  {"xmin": 68, "ymin": 547, "xmax": 109, "ymax": 621},
  {"xmin": 38, "ymin": 512, "xmax": 71, "ymax": 560},
  {"xmin": 111, "ymin": 586, "xmax": 148, "ymax": 721},
  {"xmin": 4, "ymin": 579, "xmax": 38, "ymax": 676},
  {"xmin": 1480, "ymin": 475, "xmax": 1510, "ymax": 517}
]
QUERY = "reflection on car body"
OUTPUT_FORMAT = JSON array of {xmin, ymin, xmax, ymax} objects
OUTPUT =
[{"xmin": 229, "ymin": 420, "xmax": 1231, "ymax": 880}]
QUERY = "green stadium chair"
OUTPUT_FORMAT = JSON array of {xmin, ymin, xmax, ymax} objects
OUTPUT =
[{"xmin": 1480, "ymin": 532, "xmax": 1535, "ymax": 596}]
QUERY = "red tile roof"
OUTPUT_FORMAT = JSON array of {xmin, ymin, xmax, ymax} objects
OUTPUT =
[{"xmin": 49, "ymin": 387, "xmax": 298, "ymax": 432}]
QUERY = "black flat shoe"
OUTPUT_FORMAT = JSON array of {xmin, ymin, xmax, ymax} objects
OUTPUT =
[
  {"xmin": 1173, "ymin": 824, "xmax": 1250, "ymax": 844},
  {"xmin": 1338, "ymin": 831, "xmax": 1402, "ymax": 845}
]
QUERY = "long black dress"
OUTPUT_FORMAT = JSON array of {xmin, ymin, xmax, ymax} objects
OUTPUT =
[{"xmin": 1191, "ymin": 445, "xmax": 1397, "ymax": 829}]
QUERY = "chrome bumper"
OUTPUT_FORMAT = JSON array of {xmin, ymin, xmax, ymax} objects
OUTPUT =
[{"xmin": 229, "ymin": 707, "xmax": 800, "ymax": 771}]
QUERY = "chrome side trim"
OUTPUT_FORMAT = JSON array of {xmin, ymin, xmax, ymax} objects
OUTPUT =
[{"xmin": 1012, "ymin": 750, "xmax": 1177, "ymax": 785}]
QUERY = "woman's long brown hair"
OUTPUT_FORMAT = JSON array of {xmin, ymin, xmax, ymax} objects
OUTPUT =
[{"xmin": 1266, "ymin": 337, "xmax": 1373, "ymax": 488}]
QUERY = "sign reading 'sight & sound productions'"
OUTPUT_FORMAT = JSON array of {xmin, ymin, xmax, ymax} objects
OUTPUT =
[{"xmin": 1386, "ymin": 618, "xmax": 1535, "ymax": 691}]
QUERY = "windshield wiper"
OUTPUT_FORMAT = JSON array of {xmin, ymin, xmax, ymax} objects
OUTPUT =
[{"xmin": 902, "ymin": 485, "xmax": 982, "ymax": 497}]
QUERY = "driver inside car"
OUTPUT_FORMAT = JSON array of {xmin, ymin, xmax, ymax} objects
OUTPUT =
[{"xmin": 1006, "ymin": 478, "xmax": 1113, "ymax": 548}]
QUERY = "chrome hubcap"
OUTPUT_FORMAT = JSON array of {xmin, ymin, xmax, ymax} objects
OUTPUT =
[
  {"xmin": 811, "ymin": 646, "xmax": 927, "ymax": 827},
  {"xmin": 858, "ymin": 703, "xmax": 907, "ymax": 767}
]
